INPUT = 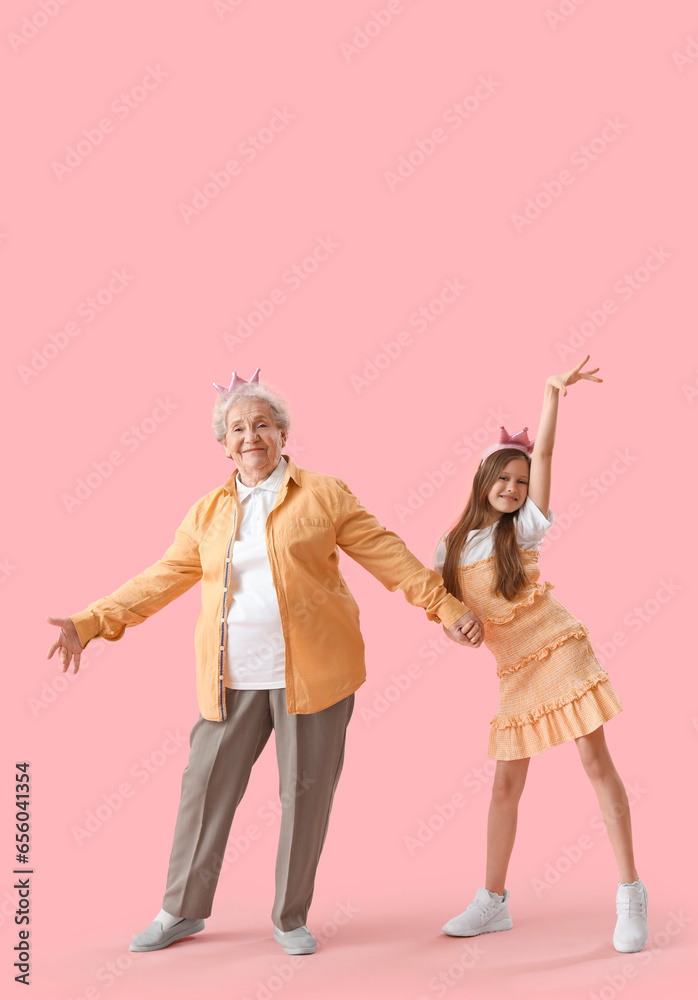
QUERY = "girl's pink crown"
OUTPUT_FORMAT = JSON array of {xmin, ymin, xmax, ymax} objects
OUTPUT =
[
  {"xmin": 213, "ymin": 368, "xmax": 261, "ymax": 393},
  {"xmin": 480, "ymin": 426, "xmax": 535, "ymax": 462}
]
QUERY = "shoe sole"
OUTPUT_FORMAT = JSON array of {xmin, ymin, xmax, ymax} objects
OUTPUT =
[
  {"xmin": 130, "ymin": 920, "xmax": 205, "ymax": 952},
  {"xmin": 443, "ymin": 918, "xmax": 513, "ymax": 938},
  {"xmin": 613, "ymin": 936, "xmax": 649, "ymax": 954}
]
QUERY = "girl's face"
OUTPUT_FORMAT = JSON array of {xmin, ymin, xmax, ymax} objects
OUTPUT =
[{"xmin": 485, "ymin": 456, "xmax": 529, "ymax": 521}]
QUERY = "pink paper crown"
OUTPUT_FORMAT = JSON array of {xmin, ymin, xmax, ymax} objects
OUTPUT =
[
  {"xmin": 480, "ymin": 425, "xmax": 535, "ymax": 463},
  {"xmin": 212, "ymin": 368, "xmax": 261, "ymax": 393}
]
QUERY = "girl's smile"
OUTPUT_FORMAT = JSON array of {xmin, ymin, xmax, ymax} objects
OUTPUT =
[{"xmin": 485, "ymin": 456, "xmax": 529, "ymax": 521}]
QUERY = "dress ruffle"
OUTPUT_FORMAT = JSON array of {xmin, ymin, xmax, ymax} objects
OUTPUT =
[
  {"xmin": 482, "ymin": 580, "xmax": 555, "ymax": 626},
  {"xmin": 496, "ymin": 626, "xmax": 590, "ymax": 676},
  {"xmin": 491, "ymin": 670, "xmax": 610, "ymax": 727},
  {"xmin": 487, "ymin": 677, "xmax": 623, "ymax": 760}
]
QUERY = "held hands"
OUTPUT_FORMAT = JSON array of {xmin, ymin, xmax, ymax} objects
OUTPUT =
[
  {"xmin": 45, "ymin": 616, "xmax": 84, "ymax": 674},
  {"xmin": 546, "ymin": 354, "xmax": 603, "ymax": 396},
  {"xmin": 446, "ymin": 611, "xmax": 485, "ymax": 648}
]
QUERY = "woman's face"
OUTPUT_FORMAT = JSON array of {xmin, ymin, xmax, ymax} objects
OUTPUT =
[
  {"xmin": 485, "ymin": 456, "xmax": 529, "ymax": 521},
  {"xmin": 223, "ymin": 401, "xmax": 287, "ymax": 484}
]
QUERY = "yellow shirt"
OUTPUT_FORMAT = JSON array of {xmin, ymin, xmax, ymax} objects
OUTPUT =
[{"xmin": 69, "ymin": 456, "xmax": 471, "ymax": 720}]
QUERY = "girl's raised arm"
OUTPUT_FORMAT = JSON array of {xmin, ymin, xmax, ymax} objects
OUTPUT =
[{"xmin": 528, "ymin": 354, "xmax": 603, "ymax": 516}]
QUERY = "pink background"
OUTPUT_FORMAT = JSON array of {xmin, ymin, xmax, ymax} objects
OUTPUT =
[{"xmin": 3, "ymin": 1, "xmax": 696, "ymax": 997}]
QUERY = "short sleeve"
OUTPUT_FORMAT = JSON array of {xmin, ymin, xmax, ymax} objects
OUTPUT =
[
  {"xmin": 515, "ymin": 496, "xmax": 554, "ymax": 545},
  {"xmin": 433, "ymin": 536, "xmax": 447, "ymax": 576}
]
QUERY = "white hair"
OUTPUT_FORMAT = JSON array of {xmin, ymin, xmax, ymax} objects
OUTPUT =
[{"xmin": 211, "ymin": 381, "xmax": 291, "ymax": 444}]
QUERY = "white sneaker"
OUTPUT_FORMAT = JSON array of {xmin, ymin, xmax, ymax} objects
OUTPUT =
[
  {"xmin": 442, "ymin": 888, "xmax": 513, "ymax": 937},
  {"xmin": 613, "ymin": 879, "xmax": 648, "ymax": 953}
]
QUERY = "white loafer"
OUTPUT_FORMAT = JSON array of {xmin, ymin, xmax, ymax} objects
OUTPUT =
[
  {"xmin": 130, "ymin": 917, "xmax": 205, "ymax": 952},
  {"xmin": 273, "ymin": 924, "xmax": 317, "ymax": 954}
]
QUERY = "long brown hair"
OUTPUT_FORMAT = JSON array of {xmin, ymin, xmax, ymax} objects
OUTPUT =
[{"xmin": 442, "ymin": 449, "xmax": 533, "ymax": 603}]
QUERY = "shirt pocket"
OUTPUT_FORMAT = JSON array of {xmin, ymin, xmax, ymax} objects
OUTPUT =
[{"xmin": 285, "ymin": 517, "xmax": 336, "ymax": 563}]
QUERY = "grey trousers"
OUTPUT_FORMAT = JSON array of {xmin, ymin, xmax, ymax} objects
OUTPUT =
[{"xmin": 161, "ymin": 687, "xmax": 355, "ymax": 931}]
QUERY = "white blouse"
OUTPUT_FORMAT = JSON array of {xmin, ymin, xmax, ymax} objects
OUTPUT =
[
  {"xmin": 225, "ymin": 456, "xmax": 288, "ymax": 690},
  {"xmin": 433, "ymin": 496, "xmax": 555, "ymax": 575}
]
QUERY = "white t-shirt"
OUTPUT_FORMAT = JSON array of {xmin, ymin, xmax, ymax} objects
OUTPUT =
[
  {"xmin": 225, "ymin": 456, "xmax": 288, "ymax": 690},
  {"xmin": 433, "ymin": 496, "xmax": 555, "ymax": 575}
]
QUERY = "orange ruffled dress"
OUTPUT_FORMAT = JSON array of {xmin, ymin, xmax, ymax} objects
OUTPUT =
[
  {"xmin": 435, "ymin": 497, "xmax": 622, "ymax": 761},
  {"xmin": 459, "ymin": 551, "xmax": 623, "ymax": 760}
]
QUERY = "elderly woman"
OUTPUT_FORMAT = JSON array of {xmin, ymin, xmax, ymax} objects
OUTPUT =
[{"xmin": 46, "ymin": 369, "xmax": 483, "ymax": 957}]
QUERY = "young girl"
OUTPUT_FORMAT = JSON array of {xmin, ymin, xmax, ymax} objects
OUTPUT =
[{"xmin": 434, "ymin": 356, "xmax": 648, "ymax": 953}]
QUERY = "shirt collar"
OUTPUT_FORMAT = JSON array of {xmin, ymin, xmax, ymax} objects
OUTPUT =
[
  {"xmin": 234, "ymin": 455, "xmax": 288, "ymax": 500},
  {"xmin": 223, "ymin": 454, "xmax": 301, "ymax": 500}
]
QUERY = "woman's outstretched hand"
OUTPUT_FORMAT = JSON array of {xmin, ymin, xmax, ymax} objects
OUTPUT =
[
  {"xmin": 45, "ymin": 616, "xmax": 84, "ymax": 673},
  {"xmin": 546, "ymin": 354, "xmax": 603, "ymax": 396}
]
